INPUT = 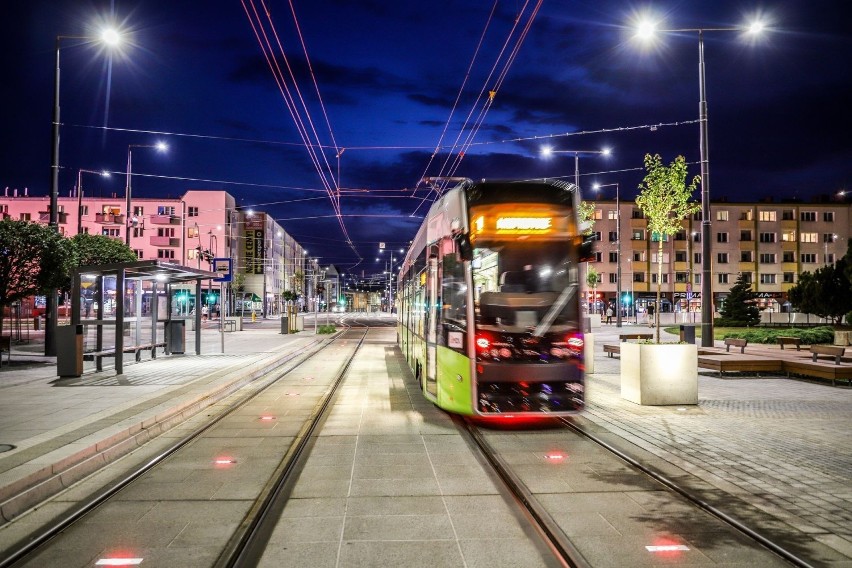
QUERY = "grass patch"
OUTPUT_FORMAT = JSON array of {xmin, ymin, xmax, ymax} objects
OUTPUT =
[
  {"xmin": 317, "ymin": 324, "xmax": 337, "ymax": 334},
  {"xmin": 663, "ymin": 325, "xmax": 835, "ymax": 344}
]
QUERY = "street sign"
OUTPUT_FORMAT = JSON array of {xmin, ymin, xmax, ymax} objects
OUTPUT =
[
  {"xmin": 379, "ymin": 242, "xmax": 386, "ymax": 249},
  {"xmin": 213, "ymin": 257, "xmax": 232, "ymax": 282}
]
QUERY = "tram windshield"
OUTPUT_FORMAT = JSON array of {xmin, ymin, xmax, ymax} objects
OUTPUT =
[{"xmin": 473, "ymin": 241, "xmax": 580, "ymax": 333}]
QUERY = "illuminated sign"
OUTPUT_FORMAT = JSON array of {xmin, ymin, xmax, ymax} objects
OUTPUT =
[{"xmin": 496, "ymin": 217, "xmax": 552, "ymax": 232}]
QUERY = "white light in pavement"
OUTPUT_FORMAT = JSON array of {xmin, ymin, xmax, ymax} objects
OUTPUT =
[
  {"xmin": 96, "ymin": 559, "xmax": 144, "ymax": 566},
  {"xmin": 646, "ymin": 544, "xmax": 689, "ymax": 552},
  {"xmin": 214, "ymin": 458, "xmax": 236, "ymax": 465}
]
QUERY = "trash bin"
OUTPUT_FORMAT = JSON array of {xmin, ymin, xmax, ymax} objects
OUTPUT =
[
  {"xmin": 280, "ymin": 316, "xmax": 289, "ymax": 334},
  {"xmin": 165, "ymin": 320, "xmax": 186, "ymax": 354},
  {"xmin": 57, "ymin": 324, "xmax": 84, "ymax": 377},
  {"xmin": 295, "ymin": 315, "xmax": 304, "ymax": 332},
  {"xmin": 679, "ymin": 324, "xmax": 696, "ymax": 344}
]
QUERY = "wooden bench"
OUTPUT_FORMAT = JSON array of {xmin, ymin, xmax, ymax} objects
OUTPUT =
[
  {"xmin": 777, "ymin": 336, "xmax": 802, "ymax": 350},
  {"xmin": 724, "ymin": 338, "xmax": 748, "ymax": 353},
  {"xmin": 603, "ymin": 344, "xmax": 620, "ymax": 358},
  {"xmin": 811, "ymin": 344, "xmax": 845, "ymax": 365},
  {"xmin": 620, "ymin": 333, "xmax": 653, "ymax": 342},
  {"xmin": 1, "ymin": 335, "xmax": 10, "ymax": 364},
  {"xmin": 698, "ymin": 353, "xmax": 783, "ymax": 377}
]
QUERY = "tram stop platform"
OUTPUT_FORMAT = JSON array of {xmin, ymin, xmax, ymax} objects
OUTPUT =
[{"xmin": 0, "ymin": 315, "xmax": 850, "ymax": 566}]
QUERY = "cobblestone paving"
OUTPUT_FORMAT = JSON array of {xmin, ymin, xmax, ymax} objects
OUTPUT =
[{"xmin": 583, "ymin": 345, "xmax": 852, "ymax": 554}]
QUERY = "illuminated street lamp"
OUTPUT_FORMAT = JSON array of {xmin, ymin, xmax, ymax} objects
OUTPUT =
[
  {"xmin": 76, "ymin": 169, "xmax": 110, "ymax": 234},
  {"xmin": 594, "ymin": 182, "xmax": 622, "ymax": 327},
  {"xmin": 632, "ymin": 16, "xmax": 765, "ymax": 347},
  {"xmin": 46, "ymin": 26, "xmax": 122, "ymax": 356},
  {"xmin": 125, "ymin": 142, "xmax": 168, "ymax": 245},
  {"xmin": 540, "ymin": 147, "xmax": 611, "ymax": 192}
]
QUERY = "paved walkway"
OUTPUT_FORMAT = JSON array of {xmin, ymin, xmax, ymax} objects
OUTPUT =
[{"xmin": 1, "ymin": 317, "xmax": 851, "ymax": 563}]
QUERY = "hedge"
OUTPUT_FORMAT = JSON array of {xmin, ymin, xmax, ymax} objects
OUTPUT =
[{"xmin": 722, "ymin": 326, "xmax": 835, "ymax": 345}]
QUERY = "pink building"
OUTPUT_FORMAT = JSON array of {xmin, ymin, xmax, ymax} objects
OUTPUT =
[{"xmin": 0, "ymin": 188, "xmax": 308, "ymax": 316}]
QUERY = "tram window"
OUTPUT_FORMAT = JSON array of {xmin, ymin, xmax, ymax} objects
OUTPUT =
[{"xmin": 440, "ymin": 238, "xmax": 467, "ymax": 329}]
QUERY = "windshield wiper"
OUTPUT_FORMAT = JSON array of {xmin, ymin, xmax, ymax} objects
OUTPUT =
[{"xmin": 533, "ymin": 283, "xmax": 577, "ymax": 337}]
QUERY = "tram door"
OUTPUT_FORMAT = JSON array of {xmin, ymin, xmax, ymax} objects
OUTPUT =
[{"xmin": 424, "ymin": 249, "xmax": 439, "ymax": 396}]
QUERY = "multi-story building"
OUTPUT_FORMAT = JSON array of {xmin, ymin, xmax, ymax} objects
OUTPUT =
[
  {"xmin": 0, "ymin": 188, "xmax": 308, "ymax": 317},
  {"xmin": 585, "ymin": 198, "xmax": 851, "ymax": 315}
]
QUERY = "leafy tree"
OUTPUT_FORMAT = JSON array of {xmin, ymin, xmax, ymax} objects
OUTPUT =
[
  {"xmin": 636, "ymin": 154, "xmax": 700, "ymax": 341},
  {"xmin": 0, "ymin": 219, "xmax": 74, "ymax": 335},
  {"xmin": 70, "ymin": 233, "xmax": 137, "ymax": 266},
  {"xmin": 788, "ymin": 259, "xmax": 852, "ymax": 325},
  {"xmin": 578, "ymin": 200, "xmax": 596, "ymax": 235},
  {"xmin": 586, "ymin": 265, "xmax": 599, "ymax": 314},
  {"xmin": 717, "ymin": 272, "xmax": 760, "ymax": 326}
]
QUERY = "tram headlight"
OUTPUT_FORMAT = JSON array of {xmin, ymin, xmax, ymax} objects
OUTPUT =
[{"xmin": 476, "ymin": 336, "xmax": 490, "ymax": 350}]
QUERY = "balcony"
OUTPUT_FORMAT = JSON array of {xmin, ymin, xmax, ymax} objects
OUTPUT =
[
  {"xmin": 149, "ymin": 235, "xmax": 180, "ymax": 247},
  {"xmin": 95, "ymin": 213, "xmax": 125, "ymax": 225},
  {"xmin": 150, "ymin": 214, "xmax": 180, "ymax": 225},
  {"xmin": 38, "ymin": 211, "xmax": 69, "ymax": 224}
]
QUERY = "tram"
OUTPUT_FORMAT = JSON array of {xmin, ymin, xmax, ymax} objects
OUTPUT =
[{"xmin": 397, "ymin": 179, "xmax": 592, "ymax": 417}]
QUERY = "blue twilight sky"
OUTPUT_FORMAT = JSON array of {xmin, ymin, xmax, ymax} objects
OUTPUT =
[{"xmin": 2, "ymin": 0, "xmax": 850, "ymax": 271}]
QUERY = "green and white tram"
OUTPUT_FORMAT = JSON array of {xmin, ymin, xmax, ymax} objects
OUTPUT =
[{"xmin": 398, "ymin": 179, "xmax": 592, "ymax": 417}]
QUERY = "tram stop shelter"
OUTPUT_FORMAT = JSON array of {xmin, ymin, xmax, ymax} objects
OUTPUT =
[{"xmin": 60, "ymin": 260, "xmax": 218, "ymax": 376}]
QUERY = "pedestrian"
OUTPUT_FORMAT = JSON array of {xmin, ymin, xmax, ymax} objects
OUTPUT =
[
  {"xmin": 202, "ymin": 305, "xmax": 209, "ymax": 321},
  {"xmin": 605, "ymin": 305, "xmax": 614, "ymax": 325},
  {"xmin": 647, "ymin": 303, "xmax": 655, "ymax": 327}
]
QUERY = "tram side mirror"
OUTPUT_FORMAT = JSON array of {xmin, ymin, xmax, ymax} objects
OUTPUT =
[
  {"xmin": 578, "ymin": 236, "xmax": 595, "ymax": 263},
  {"xmin": 453, "ymin": 231, "xmax": 473, "ymax": 261}
]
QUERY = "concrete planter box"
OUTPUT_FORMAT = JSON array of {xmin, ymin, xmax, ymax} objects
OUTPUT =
[
  {"xmin": 588, "ymin": 313, "xmax": 601, "ymax": 329},
  {"xmin": 621, "ymin": 342, "xmax": 698, "ymax": 406}
]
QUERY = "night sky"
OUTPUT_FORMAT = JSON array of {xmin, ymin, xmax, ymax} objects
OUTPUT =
[{"xmin": 3, "ymin": 0, "xmax": 850, "ymax": 273}]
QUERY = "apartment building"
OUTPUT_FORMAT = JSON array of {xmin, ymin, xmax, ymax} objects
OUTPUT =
[
  {"xmin": 586, "ymin": 199, "xmax": 851, "ymax": 314},
  {"xmin": 0, "ymin": 188, "xmax": 308, "ymax": 316}
]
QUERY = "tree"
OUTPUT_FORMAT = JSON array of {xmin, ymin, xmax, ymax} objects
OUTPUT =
[
  {"xmin": 70, "ymin": 233, "xmax": 137, "ymax": 266},
  {"xmin": 636, "ymin": 154, "xmax": 701, "ymax": 341},
  {"xmin": 717, "ymin": 273, "xmax": 760, "ymax": 326},
  {"xmin": 586, "ymin": 265, "xmax": 599, "ymax": 314},
  {"xmin": 787, "ymin": 260, "xmax": 852, "ymax": 325},
  {"xmin": 0, "ymin": 219, "xmax": 74, "ymax": 336},
  {"xmin": 578, "ymin": 200, "xmax": 596, "ymax": 235}
]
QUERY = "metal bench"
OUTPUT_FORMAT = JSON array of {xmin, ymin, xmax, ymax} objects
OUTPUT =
[
  {"xmin": 777, "ymin": 336, "xmax": 802, "ymax": 350},
  {"xmin": 811, "ymin": 344, "xmax": 845, "ymax": 365},
  {"xmin": 724, "ymin": 338, "xmax": 748, "ymax": 353}
]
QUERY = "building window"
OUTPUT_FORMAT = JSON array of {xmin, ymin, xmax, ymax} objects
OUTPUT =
[
  {"xmin": 739, "ymin": 210, "xmax": 754, "ymax": 221},
  {"xmin": 102, "ymin": 228, "xmax": 120, "ymax": 237},
  {"xmin": 188, "ymin": 248, "xmax": 200, "ymax": 260},
  {"xmin": 717, "ymin": 252, "xmax": 729, "ymax": 264},
  {"xmin": 591, "ymin": 231, "xmax": 601, "ymax": 241},
  {"xmin": 631, "ymin": 209, "xmax": 645, "ymax": 219},
  {"xmin": 782, "ymin": 209, "xmax": 794, "ymax": 221},
  {"xmin": 694, "ymin": 273, "xmax": 701, "ymax": 284},
  {"xmin": 716, "ymin": 232, "xmax": 728, "ymax": 243},
  {"xmin": 675, "ymin": 272, "xmax": 689, "ymax": 283},
  {"xmin": 674, "ymin": 230, "xmax": 686, "ymax": 241},
  {"xmin": 783, "ymin": 272, "xmax": 795, "ymax": 284},
  {"xmin": 800, "ymin": 232, "xmax": 817, "ymax": 243},
  {"xmin": 801, "ymin": 253, "xmax": 817, "ymax": 263},
  {"xmin": 782, "ymin": 251, "xmax": 795, "ymax": 263},
  {"xmin": 607, "ymin": 210, "xmax": 617, "ymax": 220},
  {"xmin": 740, "ymin": 230, "xmax": 752, "ymax": 241},
  {"xmin": 133, "ymin": 226, "xmax": 144, "ymax": 238},
  {"xmin": 718, "ymin": 273, "xmax": 729, "ymax": 284},
  {"xmin": 651, "ymin": 273, "xmax": 669, "ymax": 284},
  {"xmin": 608, "ymin": 273, "xmax": 618, "ymax": 283},
  {"xmin": 132, "ymin": 206, "xmax": 144, "ymax": 217},
  {"xmin": 781, "ymin": 230, "xmax": 796, "ymax": 242},
  {"xmin": 158, "ymin": 227, "xmax": 175, "ymax": 238},
  {"xmin": 716, "ymin": 210, "xmax": 729, "ymax": 221},
  {"xmin": 760, "ymin": 273, "xmax": 776, "ymax": 285},
  {"xmin": 651, "ymin": 252, "xmax": 669, "ymax": 264},
  {"xmin": 823, "ymin": 233, "xmax": 836, "ymax": 243},
  {"xmin": 20, "ymin": 213, "xmax": 31, "ymax": 221},
  {"xmin": 675, "ymin": 251, "xmax": 687, "ymax": 262},
  {"xmin": 694, "ymin": 253, "xmax": 702, "ymax": 264},
  {"xmin": 800, "ymin": 211, "xmax": 816, "ymax": 222},
  {"xmin": 632, "ymin": 229, "xmax": 645, "ymax": 240},
  {"xmin": 741, "ymin": 272, "xmax": 753, "ymax": 284},
  {"xmin": 608, "ymin": 251, "xmax": 618, "ymax": 263},
  {"xmin": 759, "ymin": 232, "xmax": 776, "ymax": 243},
  {"xmin": 740, "ymin": 251, "xmax": 754, "ymax": 262},
  {"xmin": 608, "ymin": 231, "xmax": 618, "ymax": 242},
  {"xmin": 188, "ymin": 206, "xmax": 199, "ymax": 217},
  {"xmin": 157, "ymin": 249, "xmax": 175, "ymax": 259},
  {"xmin": 759, "ymin": 253, "xmax": 776, "ymax": 264},
  {"xmin": 825, "ymin": 254, "xmax": 835, "ymax": 264},
  {"xmin": 80, "ymin": 205, "xmax": 89, "ymax": 217},
  {"xmin": 758, "ymin": 211, "xmax": 776, "ymax": 222},
  {"xmin": 823, "ymin": 211, "xmax": 835, "ymax": 222},
  {"xmin": 157, "ymin": 205, "xmax": 176, "ymax": 216},
  {"xmin": 633, "ymin": 273, "xmax": 645, "ymax": 283},
  {"xmin": 592, "ymin": 209, "xmax": 603, "ymax": 220},
  {"xmin": 593, "ymin": 252, "xmax": 602, "ymax": 262}
]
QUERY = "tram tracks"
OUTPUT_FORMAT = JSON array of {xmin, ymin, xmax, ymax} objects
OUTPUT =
[
  {"xmin": 0, "ymin": 328, "xmax": 369, "ymax": 568},
  {"xmin": 461, "ymin": 414, "xmax": 815, "ymax": 568}
]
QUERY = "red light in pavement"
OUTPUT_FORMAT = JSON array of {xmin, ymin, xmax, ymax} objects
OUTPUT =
[{"xmin": 544, "ymin": 452, "xmax": 566, "ymax": 461}]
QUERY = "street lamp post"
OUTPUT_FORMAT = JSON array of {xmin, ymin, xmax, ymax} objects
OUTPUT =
[
  {"xmin": 594, "ymin": 183, "xmax": 621, "ymax": 327},
  {"xmin": 633, "ymin": 18, "xmax": 764, "ymax": 347},
  {"xmin": 125, "ymin": 142, "xmax": 167, "ymax": 245},
  {"xmin": 540, "ymin": 147, "xmax": 611, "ymax": 191},
  {"xmin": 76, "ymin": 169, "xmax": 110, "ymax": 234},
  {"xmin": 46, "ymin": 29, "xmax": 121, "ymax": 356}
]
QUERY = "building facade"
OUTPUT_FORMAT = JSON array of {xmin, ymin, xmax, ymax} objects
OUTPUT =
[
  {"xmin": 0, "ymin": 188, "xmax": 309, "ymax": 317},
  {"xmin": 586, "ymin": 199, "xmax": 851, "ymax": 315}
]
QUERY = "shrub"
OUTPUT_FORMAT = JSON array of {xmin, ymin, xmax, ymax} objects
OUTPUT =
[
  {"xmin": 722, "ymin": 326, "xmax": 834, "ymax": 345},
  {"xmin": 317, "ymin": 324, "xmax": 337, "ymax": 334}
]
